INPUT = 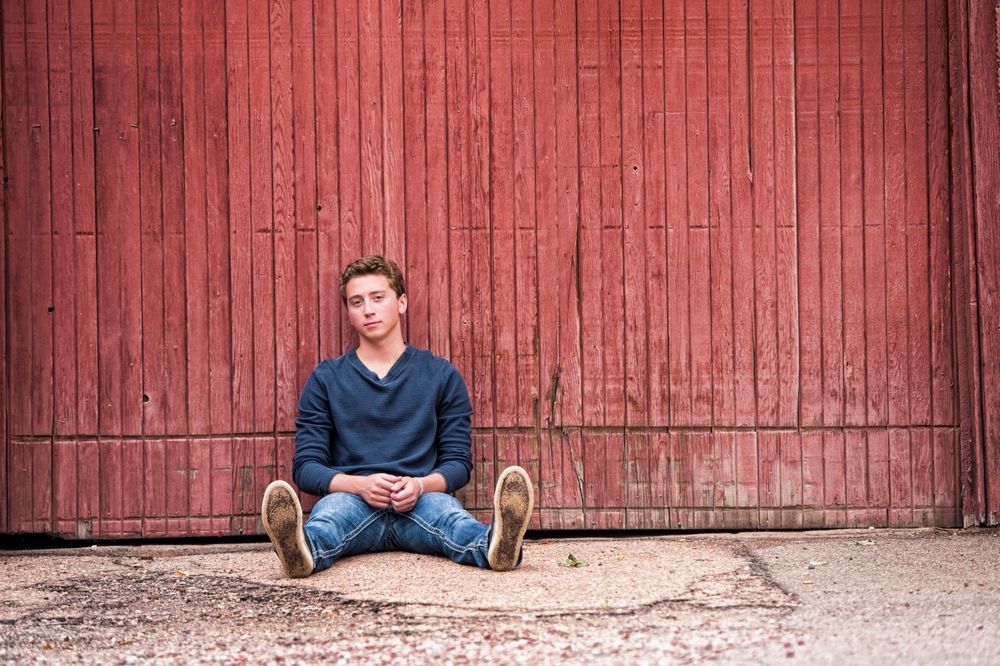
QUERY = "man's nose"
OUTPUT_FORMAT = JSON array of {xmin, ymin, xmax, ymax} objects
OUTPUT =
[{"xmin": 363, "ymin": 299, "xmax": 375, "ymax": 314}]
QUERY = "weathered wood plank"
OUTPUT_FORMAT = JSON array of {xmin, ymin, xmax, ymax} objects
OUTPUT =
[
  {"xmin": 24, "ymin": 0, "xmax": 54, "ymax": 438},
  {"xmin": 122, "ymin": 439, "xmax": 144, "ymax": 524},
  {"xmin": 70, "ymin": 0, "xmax": 99, "ymax": 437},
  {"xmin": 883, "ymin": 2, "xmax": 909, "ymax": 425},
  {"xmin": 510, "ymin": 0, "xmax": 538, "ymax": 427},
  {"xmin": 443, "ymin": 0, "xmax": 472, "ymax": 397},
  {"xmin": 424, "ymin": 0, "xmax": 450, "ymax": 358},
  {"xmin": 707, "ymin": 0, "xmax": 734, "ymax": 427},
  {"xmin": 190, "ymin": 438, "xmax": 212, "ymax": 517},
  {"xmin": 316, "ymin": 0, "xmax": 342, "ymax": 358},
  {"xmin": 757, "ymin": 431, "xmax": 780, "ymax": 527},
  {"xmin": 801, "ymin": 430, "xmax": 824, "ymax": 509},
  {"xmin": 165, "ymin": 438, "xmax": 189, "ymax": 521},
  {"xmin": 77, "ymin": 440, "xmax": 99, "ymax": 537},
  {"xmin": 49, "ymin": 0, "xmax": 76, "ymax": 439},
  {"xmin": 621, "ymin": 0, "xmax": 647, "ymax": 429},
  {"xmin": 795, "ymin": 0, "xmax": 821, "ymax": 428},
  {"xmin": 180, "ymin": 0, "xmax": 211, "ymax": 435},
  {"xmin": 137, "ymin": 0, "xmax": 166, "ymax": 437},
  {"xmin": 932, "ymin": 428, "xmax": 957, "ymax": 517},
  {"xmin": 292, "ymin": 0, "xmax": 319, "ymax": 399},
  {"xmin": 382, "ymin": 0, "xmax": 405, "ymax": 264},
  {"xmin": 774, "ymin": 0, "xmax": 798, "ymax": 428},
  {"xmin": 861, "ymin": 0, "xmax": 887, "ymax": 427},
  {"xmin": 143, "ymin": 439, "xmax": 167, "ymax": 527},
  {"xmin": 469, "ymin": 0, "xmax": 495, "ymax": 428},
  {"xmin": 8, "ymin": 441, "xmax": 32, "ymax": 531},
  {"xmin": 98, "ymin": 439, "xmax": 123, "ymax": 534},
  {"xmin": 206, "ymin": 0, "xmax": 233, "ymax": 434},
  {"xmin": 533, "ymin": 0, "xmax": 560, "ymax": 428},
  {"xmin": 664, "ymin": 0, "xmax": 690, "ymax": 426},
  {"xmin": 911, "ymin": 427, "xmax": 933, "ymax": 510},
  {"xmin": 818, "ymin": 0, "xmax": 843, "ymax": 427},
  {"xmin": 53, "ymin": 441, "xmax": 77, "ymax": 536},
  {"xmin": 926, "ymin": 0, "xmax": 953, "ymax": 427},
  {"xmin": 968, "ymin": 0, "xmax": 1000, "ymax": 523},
  {"xmin": 841, "ymin": 0, "xmax": 867, "ymax": 426},
  {"xmin": 686, "ymin": 0, "xmax": 713, "ymax": 426},
  {"xmin": 555, "ymin": 0, "xmax": 582, "ymax": 427},
  {"xmin": 210, "ymin": 438, "xmax": 234, "ymax": 518},
  {"xmin": 226, "ymin": 0, "xmax": 255, "ymax": 433},
  {"xmin": 888, "ymin": 428, "xmax": 913, "ymax": 525},
  {"xmin": 750, "ymin": 0, "xmax": 779, "ymax": 427},
  {"xmin": 0, "ymin": 8, "xmax": 6, "ymax": 527},
  {"xmin": 401, "ymin": 0, "xmax": 427, "ymax": 351},
  {"xmin": 644, "ymin": 0, "xmax": 669, "ymax": 427},
  {"xmin": 336, "ymin": 0, "xmax": 362, "ymax": 347},
  {"xmin": 271, "ymin": 0, "xmax": 298, "ymax": 433},
  {"xmin": 577, "ymin": 0, "xmax": 604, "ymax": 427},
  {"xmin": 159, "ymin": 0, "xmax": 188, "ymax": 436},
  {"xmin": 845, "ymin": 428, "xmax": 867, "ymax": 507},
  {"xmin": 489, "ymin": 0, "xmax": 516, "ymax": 428},
  {"xmin": 359, "ymin": 0, "xmax": 384, "ymax": 254},
  {"xmin": 729, "ymin": 0, "xmax": 755, "ymax": 427},
  {"xmin": 903, "ymin": 0, "xmax": 931, "ymax": 426}
]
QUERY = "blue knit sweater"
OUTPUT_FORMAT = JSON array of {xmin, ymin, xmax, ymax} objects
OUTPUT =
[{"xmin": 292, "ymin": 346, "xmax": 474, "ymax": 496}]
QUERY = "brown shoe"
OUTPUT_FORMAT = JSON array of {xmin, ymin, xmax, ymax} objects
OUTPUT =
[
  {"xmin": 261, "ymin": 480, "xmax": 314, "ymax": 578},
  {"xmin": 487, "ymin": 466, "xmax": 534, "ymax": 571}
]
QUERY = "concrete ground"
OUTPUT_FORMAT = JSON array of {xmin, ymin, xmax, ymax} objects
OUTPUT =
[{"xmin": 1, "ymin": 528, "xmax": 997, "ymax": 664}]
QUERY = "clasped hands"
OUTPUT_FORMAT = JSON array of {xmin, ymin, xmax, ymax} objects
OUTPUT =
[{"xmin": 353, "ymin": 472, "xmax": 423, "ymax": 512}]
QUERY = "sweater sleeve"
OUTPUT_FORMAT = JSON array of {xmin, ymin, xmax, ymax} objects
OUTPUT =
[
  {"xmin": 292, "ymin": 367, "xmax": 340, "ymax": 496},
  {"xmin": 431, "ymin": 365, "xmax": 474, "ymax": 492}
]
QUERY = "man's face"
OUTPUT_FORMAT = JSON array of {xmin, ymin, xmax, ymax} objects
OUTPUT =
[{"xmin": 344, "ymin": 273, "xmax": 407, "ymax": 344}]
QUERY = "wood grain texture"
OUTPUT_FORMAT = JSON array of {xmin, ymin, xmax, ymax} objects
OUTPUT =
[
  {"xmin": 0, "ymin": 0, "xmax": 6, "ymax": 531},
  {"xmin": 967, "ymin": 0, "xmax": 1000, "ymax": 524},
  {"xmin": 271, "ymin": 0, "xmax": 298, "ymax": 433},
  {"xmin": 0, "ymin": 0, "xmax": 981, "ymax": 537},
  {"xmin": 159, "ymin": 0, "xmax": 188, "ymax": 437},
  {"xmin": 205, "ymin": 0, "xmax": 232, "ymax": 435},
  {"xmin": 645, "ymin": 0, "xmax": 669, "ymax": 427},
  {"xmin": 664, "ymin": 0, "xmax": 690, "ymax": 426}
]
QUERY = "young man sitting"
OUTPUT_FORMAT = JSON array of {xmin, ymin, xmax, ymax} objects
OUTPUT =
[{"xmin": 261, "ymin": 254, "xmax": 533, "ymax": 577}]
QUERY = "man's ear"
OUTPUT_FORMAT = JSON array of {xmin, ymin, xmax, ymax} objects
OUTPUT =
[{"xmin": 398, "ymin": 293, "xmax": 408, "ymax": 314}]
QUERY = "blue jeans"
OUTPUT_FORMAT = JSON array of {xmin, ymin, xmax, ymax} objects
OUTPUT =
[{"xmin": 304, "ymin": 491, "xmax": 491, "ymax": 573}]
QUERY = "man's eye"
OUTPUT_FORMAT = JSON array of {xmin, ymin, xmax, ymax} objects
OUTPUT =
[{"xmin": 374, "ymin": 295, "xmax": 383, "ymax": 301}]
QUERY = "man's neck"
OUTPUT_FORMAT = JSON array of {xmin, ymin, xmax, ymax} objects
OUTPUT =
[{"xmin": 356, "ymin": 336, "xmax": 407, "ymax": 367}]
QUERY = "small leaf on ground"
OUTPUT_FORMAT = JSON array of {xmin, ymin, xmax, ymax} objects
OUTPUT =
[
  {"xmin": 558, "ymin": 553, "xmax": 589, "ymax": 568},
  {"xmin": 854, "ymin": 539, "xmax": 876, "ymax": 546}
]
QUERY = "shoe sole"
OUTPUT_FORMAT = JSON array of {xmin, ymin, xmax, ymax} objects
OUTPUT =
[
  {"xmin": 488, "ymin": 466, "xmax": 534, "ymax": 571},
  {"xmin": 261, "ymin": 481, "xmax": 314, "ymax": 578}
]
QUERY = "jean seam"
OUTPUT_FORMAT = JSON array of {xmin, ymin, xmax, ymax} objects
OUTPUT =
[
  {"xmin": 312, "ymin": 508, "xmax": 386, "ymax": 561},
  {"xmin": 399, "ymin": 511, "xmax": 488, "ymax": 554}
]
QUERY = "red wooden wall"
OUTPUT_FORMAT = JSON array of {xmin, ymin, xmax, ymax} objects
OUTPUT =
[{"xmin": 1, "ymin": 0, "xmax": 996, "ymax": 538}]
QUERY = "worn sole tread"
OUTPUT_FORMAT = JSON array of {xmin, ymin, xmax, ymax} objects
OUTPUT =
[
  {"xmin": 488, "ymin": 466, "xmax": 534, "ymax": 571},
  {"xmin": 261, "ymin": 481, "xmax": 314, "ymax": 578}
]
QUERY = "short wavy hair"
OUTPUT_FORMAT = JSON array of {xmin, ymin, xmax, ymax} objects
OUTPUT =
[{"xmin": 339, "ymin": 254, "xmax": 406, "ymax": 303}]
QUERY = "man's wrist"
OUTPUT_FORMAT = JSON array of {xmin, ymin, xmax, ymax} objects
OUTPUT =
[{"xmin": 328, "ymin": 473, "xmax": 357, "ymax": 494}]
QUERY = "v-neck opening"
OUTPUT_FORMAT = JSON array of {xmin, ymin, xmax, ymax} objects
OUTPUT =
[{"xmin": 351, "ymin": 345, "xmax": 412, "ymax": 383}]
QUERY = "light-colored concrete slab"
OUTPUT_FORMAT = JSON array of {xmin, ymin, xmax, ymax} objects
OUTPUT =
[{"xmin": 1, "ymin": 528, "xmax": 997, "ymax": 664}]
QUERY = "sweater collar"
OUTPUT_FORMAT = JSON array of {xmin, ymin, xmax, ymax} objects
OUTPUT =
[{"xmin": 348, "ymin": 344, "xmax": 414, "ymax": 383}]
